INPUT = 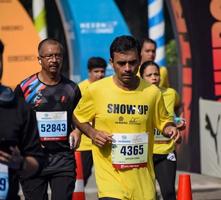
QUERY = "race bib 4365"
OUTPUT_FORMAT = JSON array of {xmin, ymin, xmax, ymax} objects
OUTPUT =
[{"xmin": 112, "ymin": 133, "xmax": 148, "ymax": 169}]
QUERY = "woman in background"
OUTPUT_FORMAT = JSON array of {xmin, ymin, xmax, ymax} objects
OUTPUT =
[{"xmin": 140, "ymin": 61, "xmax": 185, "ymax": 200}]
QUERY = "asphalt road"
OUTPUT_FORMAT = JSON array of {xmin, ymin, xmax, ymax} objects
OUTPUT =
[
  {"xmin": 85, "ymin": 170, "xmax": 221, "ymax": 200},
  {"xmin": 19, "ymin": 169, "xmax": 221, "ymax": 199}
]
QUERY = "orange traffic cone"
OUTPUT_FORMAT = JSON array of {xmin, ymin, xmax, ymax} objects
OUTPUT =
[
  {"xmin": 177, "ymin": 174, "xmax": 192, "ymax": 200},
  {"xmin": 73, "ymin": 151, "xmax": 85, "ymax": 200}
]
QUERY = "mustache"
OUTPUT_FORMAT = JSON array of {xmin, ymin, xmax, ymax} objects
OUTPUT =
[{"xmin": 122, "ymin": 72, "xmax": 133, "ymax": 76}]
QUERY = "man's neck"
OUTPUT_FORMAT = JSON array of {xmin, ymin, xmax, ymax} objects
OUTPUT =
[
  {"xmin": 38, "ymin": 71, "xmax": 61, "ymax": 85},
  {"xmin": 113, "ymin": 76, "xmax": 140, "ymax": 91},
  {"xmin": 88, "ymin": 78, "xmax": 94, "ymax": 84}
]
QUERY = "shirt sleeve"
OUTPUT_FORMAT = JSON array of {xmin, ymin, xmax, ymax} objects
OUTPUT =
[
  {"xmin": 163, "ymin": 89, "xmax": 177, "ymax": 118},
  {"xmin": 159, "ymin": 67, "xmax": 169, "ymax": 88},
  {"xmin": 14, "ymin": 84, "xmax": 24, "ymax": 99},
  {"xmin": 74, "ymin": 86, "xmax": 96, "ymax": 123},
  {"xmin": 72, "ymin": 84, "xmax": 82, "ymax": 110},
  {"xmin": 153, "ymin": 90, "xmax": 174, "ymax": 132},
  {"xmin": 17, "ymin": 98, "xmax": 46, "ymax": 170}
]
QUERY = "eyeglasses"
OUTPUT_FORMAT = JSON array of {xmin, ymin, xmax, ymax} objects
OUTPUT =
[{"xmin": 39, "ymin": 53, "xmax": 63, "ymax": 60}]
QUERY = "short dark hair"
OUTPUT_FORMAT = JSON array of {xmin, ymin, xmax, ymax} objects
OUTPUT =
[
  {"xmin": 139, "ymin": 61, "xmax": 160, "ymax": 78},
  {"xmin": 110, "ymin": 35, "xmax": 141, "ymax": 59},
  {"xmin": 87, "ymin": 57, "xmax": 107, "ymax": 71},
  {"xmin": 0, "ymin": 40, "xmax": 4, "ymax": 55},
  {"xmin": 38, "ymin": 38, "xmax": 64, "ymax": 55},
  {"xmin": 140, "ymin": 37, "xmax": 156, "ymax": 49}
]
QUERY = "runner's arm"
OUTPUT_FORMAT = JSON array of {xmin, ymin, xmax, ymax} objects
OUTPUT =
[{"xmin": 73, "ymin": 115, "xmax": 112, "ymax": 148}]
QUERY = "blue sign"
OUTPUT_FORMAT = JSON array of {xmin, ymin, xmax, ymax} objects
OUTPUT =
[{"xmin": 58, "ymin": 0, "xmax": 130, "ymax": 82}]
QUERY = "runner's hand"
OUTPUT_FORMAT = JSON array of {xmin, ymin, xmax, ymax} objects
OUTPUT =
[
  {"xmin": 69, "ymin": 128, "xmax": 81, "ymax": 150},
  {"xmin": 0, "ymin": 146, "xmax": 24, "ymax": 170},
  {"xmin": 163, "ymin": 125, "xmax": 181, "ymax": 143},
  {"xmin": 175, "ymin": 130, "xmax": 182, "ymax": 144},
  {"xmin": 176, "ymin": 118, "xmax": 186, "ymax": 131},
  {"xmin": 90, "ymin": 129, "xmax": 112, "ymax": 148}
]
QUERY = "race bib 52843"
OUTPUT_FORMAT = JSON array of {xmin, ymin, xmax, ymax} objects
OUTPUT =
[{"xmin": 36, "ymin": 111, "xmax": 67, "ymax": 141}]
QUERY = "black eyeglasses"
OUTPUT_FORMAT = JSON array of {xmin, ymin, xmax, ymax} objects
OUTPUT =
[{"xmin": 39, "ymin": 53, "xmax": 63, "ymax": 60}]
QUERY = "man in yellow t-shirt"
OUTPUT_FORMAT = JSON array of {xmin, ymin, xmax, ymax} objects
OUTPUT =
[
  {"xmin": 73, "ymin": 35, "xmax": 181, "ymax": 200},
  {"xmin": 140, "ymin": 37, "xmax": 169, "ymax": 88},
  {"xmin": 77, "ymin": 57, "xmax": 107, "ymax": 185}
]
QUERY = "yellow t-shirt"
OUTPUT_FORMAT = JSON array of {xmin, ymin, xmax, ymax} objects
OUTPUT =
[
  {"xmin": 153, "ymin": 87, "xmax": 180, "ymax": 154},
  {"xmin": 74, "ymin": 76, "xmax": 173, "ymax": 200},
  {"xmin": 159, "ymin": 66, "xmax": 169, "ymax": 88},
  {"xmin": 77, "ymin": 79, "xmax": 93, "ymax": 151}
]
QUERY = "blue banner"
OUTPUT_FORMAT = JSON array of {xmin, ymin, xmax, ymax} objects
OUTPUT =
[{"xmin": 58, "ymin": 0, "xmax": 130, "ymax": 82}]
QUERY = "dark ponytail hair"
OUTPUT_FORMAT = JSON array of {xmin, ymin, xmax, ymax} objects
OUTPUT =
[{"xmin": 139, "ymin": 61, "xmax": 160, "ymax": 78}]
